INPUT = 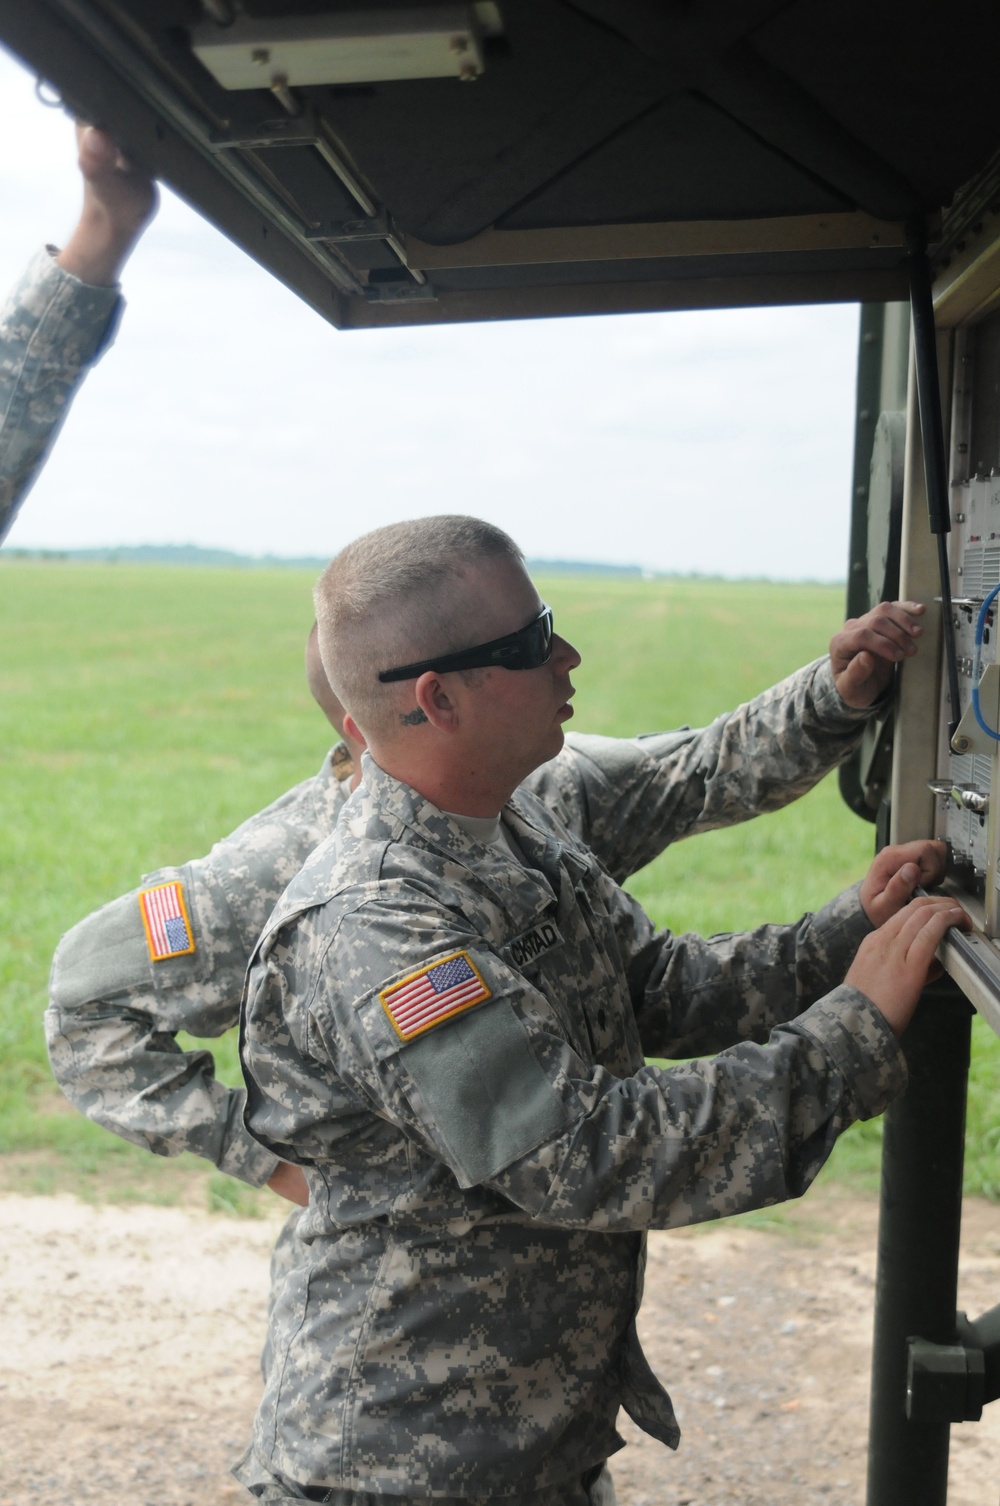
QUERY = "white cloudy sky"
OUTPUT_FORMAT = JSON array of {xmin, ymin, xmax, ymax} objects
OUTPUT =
[{"xmin": 0, "ymin": 42, "xmax": 863, "ymax": 577}]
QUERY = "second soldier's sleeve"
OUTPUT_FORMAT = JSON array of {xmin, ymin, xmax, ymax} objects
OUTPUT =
[
  {"xmin": 528, "ymin": 658, "xmax": 881, "ymax": 883},
  {"xmin": 46, "ymin": 860, "xmax": 279, "ymax": 1187},
  {"xmin": 0, "ymin": 249, "xmax": 122, "ymax": 544}
]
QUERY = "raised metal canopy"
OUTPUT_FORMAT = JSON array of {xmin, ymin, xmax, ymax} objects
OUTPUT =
[{"xmin": 2, "ymin": 0, "xmax": 999, "ymax": 329}]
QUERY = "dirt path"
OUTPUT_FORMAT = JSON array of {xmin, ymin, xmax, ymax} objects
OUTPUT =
[{"xmin": 2, "ymin": 1185, "xmax": 1000, "ymax": 1506}]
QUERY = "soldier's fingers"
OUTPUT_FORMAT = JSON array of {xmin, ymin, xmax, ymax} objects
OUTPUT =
[
  {"xmin": 898, "ymin": 905, "xmax": 967, "ymax": 975},
  {"xmin": 875, "ymin": 896, "xmax": 958, "ymax": 951},
  {"xmin": 915, "ymin": 840, "xmax": 948, "ymax": 883},
  {"xmin": 879, "ymin": 863, "xmax": 921, "ymax": 910},
  {"xmin": 862, "ymin": 615, "xmax": 921, "ymax": 657},
  {"xmin": 868, "ymin": 600, "xmax": 925, "ymax": 628},
  {"xmin": 892, "ymin": 896, "xmax": 965, "ymax": 950},
  {"xmin": 877, "ymin": 839, "xmax": 944, "ymax": 875},
  {"xmin": 837, "ymin": 653, "xmax": 875, "ymax": 691},
  {"xmin": 835, "ymin": 624, "xmax": 910, "ymax": 665}
]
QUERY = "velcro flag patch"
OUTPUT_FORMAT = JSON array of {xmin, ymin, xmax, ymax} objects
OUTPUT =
[
  {"xmin": 138, "ymin": 881, "xmax": 195, "ymax": 962},
  {"xmin": 380, "ymin": 951, "xmax": 491, "ymax": 1042}
]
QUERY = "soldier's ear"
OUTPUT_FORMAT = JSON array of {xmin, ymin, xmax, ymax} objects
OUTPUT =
[
  {"xmin": 343, "ymin": 712, "xmax": 366, "ymax": 749},
  {"xmin": 415, "ymin": 671, "xmax": 459, "ymax": 733}
]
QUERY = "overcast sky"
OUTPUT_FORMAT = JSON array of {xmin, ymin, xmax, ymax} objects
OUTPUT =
[{"xmin": 0, "ymin": 43, "xmax": 864, "ymax": 578}]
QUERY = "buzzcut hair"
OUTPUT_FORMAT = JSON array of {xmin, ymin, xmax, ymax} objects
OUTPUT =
[{"xmin": 314, "ymin": 515, "xmax": 524, "ymax": 738}]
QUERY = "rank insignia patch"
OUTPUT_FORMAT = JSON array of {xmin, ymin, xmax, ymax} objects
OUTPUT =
[
  {"xmin": 380, "ymin": 951, "xmax": 491, "ymax": 1042},
  {"xmin": 138, "ymin": 881, "xmax": 196, "ymax": 961}
]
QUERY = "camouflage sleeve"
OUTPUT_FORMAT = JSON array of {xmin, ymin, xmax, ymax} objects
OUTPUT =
[
  {"xmin": 244, "ymin": 900, "xmax": 903, "ymax": 1235},
  {"xmin": 45, "ymin": 859, "xmax": 280, "ymax": 1187},
  {"xmin": 0, "ymin": 249, "xmax": 123, "ymax": 544},
  {"xmin": 491, "ymin": 982, "xmax": 904, "ymax": 1232},
  {"xmin": 44, "ymin": 758, "xmax": 345, "ymax": 1187},
  {"xmin": 626, "ymin": 881, "xmax": 876, "ymax": 1058},
  {"xmin": 525, "ymin": 658, "xmax": 879, "ymax": 882}
]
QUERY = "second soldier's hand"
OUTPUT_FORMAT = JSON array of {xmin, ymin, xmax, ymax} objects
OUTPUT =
[
  {"xmin": 267, "ymin": 1161, "xmax": 309, "ymax": 1207},
  {"xmin": 56, "ymin": 123, "xmax": 157, "ymax": 287}
]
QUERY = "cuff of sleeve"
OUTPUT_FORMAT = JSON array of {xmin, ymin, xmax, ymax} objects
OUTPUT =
[
  {"xmin": 216, "ymin": 1092, "xmax": 282, "ymax": 1186},
  {"xmin": 809, "ymin": 879, "xmax": 875, "ymax": 955},
  {"xmin": 42, "ymin": 244, "xmax": 123, "ymax": 297},
  {"xmin": 793, "ymin": 984, "xmax": 907, "ymax": 1120},
  {"xmin": 812, "ymin": 656, "xmax": 892, "ymax": 726},
  {"xmin": 29, "ymin": 247, "xmax": 124, "ymax": 359}
]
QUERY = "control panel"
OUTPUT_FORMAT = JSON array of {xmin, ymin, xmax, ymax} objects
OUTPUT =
[{"xmin": 933, "ymin": 317, "xmax": 1000, "ymax": 934}]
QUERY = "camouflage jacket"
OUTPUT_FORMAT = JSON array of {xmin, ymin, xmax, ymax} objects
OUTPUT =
[
  {"xmin": 239, "ymin": 756, "xmax": 904, "ymax": 1496},
  {"xmin": 0, "ymin": 250, "xmax": 122, "ymax": 544},
  {"xmin": 45, "ymin": 657, "xmax": 870, "ymax": 1188},
  {"xmin": 46, "ymin": 748, "xmax": 354, "ymax": 1186},
  {"xmin": 525, "ymin": 654, "xmax": 872, "ymax": 884}
]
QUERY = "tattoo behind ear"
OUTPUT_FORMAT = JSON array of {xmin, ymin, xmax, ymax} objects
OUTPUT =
[{"xmin": 400, "ymin": 707, "xmax": 429, "ymax": 726}]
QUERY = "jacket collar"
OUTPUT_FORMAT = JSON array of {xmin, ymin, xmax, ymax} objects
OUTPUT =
[{"xmin": 360, "ymin": 753, "xmax": 591, "ymax": 923}]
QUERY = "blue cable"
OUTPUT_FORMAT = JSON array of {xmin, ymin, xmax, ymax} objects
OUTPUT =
[{"xmin": 972, "ymin": 582, "xmax": 1000, "ymax": 740}]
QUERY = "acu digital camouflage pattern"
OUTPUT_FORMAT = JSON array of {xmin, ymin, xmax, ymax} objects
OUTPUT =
[
  {"xmin": 44, "ymin": 636, "xmax": 875, "ymax": 1193},
  {"xmin": 46, "ymin": 749, "xmax": 351, "ymax": 1185},
  {"xmin": 530, "ymin": 656, "xmax": 876, "ymax": 884},
  {"xmin": 238, "ymin": 1456, "xmax": 619, "ymax": 1504},
  {"xmin": 0, "ymin": 250, "xmax": 122, "ymax": 543},
  {"xmin": 239, "ymin": 755, "xmax": 905, "ymax": 1498}
]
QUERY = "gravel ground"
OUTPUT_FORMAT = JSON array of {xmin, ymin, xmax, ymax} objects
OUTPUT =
[{"xmin": 2, "ymin": 1184, "xmax": 1000, "ymax": 1506}]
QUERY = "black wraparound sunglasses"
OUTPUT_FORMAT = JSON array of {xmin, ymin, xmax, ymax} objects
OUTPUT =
[{"xmin": 378, "ymin": 605, "xmax": 554, "ymax": 683}]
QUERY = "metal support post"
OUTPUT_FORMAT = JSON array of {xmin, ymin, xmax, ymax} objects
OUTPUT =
[{"xmin": 866, "ymin": 979, "xmax": 974, "ymax": 1506}]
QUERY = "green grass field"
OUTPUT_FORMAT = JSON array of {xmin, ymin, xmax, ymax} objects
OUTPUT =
[{"xmin": 3, "ymin": 560, "xmax": 999, "ymax": 1210}]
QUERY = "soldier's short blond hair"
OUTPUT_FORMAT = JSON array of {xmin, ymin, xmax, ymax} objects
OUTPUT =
[{"xmin": 314, "ymin": 515, "xmax": 523, "ymax": 738}]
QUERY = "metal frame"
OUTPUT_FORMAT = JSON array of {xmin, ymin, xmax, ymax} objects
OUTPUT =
[
  {"xmin": 0, "ymin": 0, "xmax": 919, "ymax": 329},
  {"xmin": 867, "ymin": 217, "xmax": 1000, "ymax": 1505}
]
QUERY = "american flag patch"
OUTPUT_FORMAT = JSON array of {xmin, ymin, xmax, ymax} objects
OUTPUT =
[
  {"xmin": 138, "ymin": 881, "xmax": 196, "ymax": 962},
  {"xmin": 380, "ymin": 951, "xmax": 491, "ymax": 1042}
]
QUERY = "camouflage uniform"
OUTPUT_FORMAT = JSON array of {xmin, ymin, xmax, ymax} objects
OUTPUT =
[
  {"xmin": 237, "ymin": 755, "xmax": 904, "ymax": 1500},
  {"xmin": 46, "ymin": 659, "xmax": 871, "ymax": 1186},
  {"xmin": 0, "ymin": 249, "xmax": 122, "ymax": 543},
  {"xmin": 46, "ymin": 747, "xmax": 354, "ymax": 1185}
]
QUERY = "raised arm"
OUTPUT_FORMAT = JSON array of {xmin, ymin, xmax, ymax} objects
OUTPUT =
[
  {"xmin": 0, "ymin": 125, "xmax": 156, "ymax": 543},
  {"xmin": 525, "ymin": 602, "xmax": 925, "ymax": 883}
]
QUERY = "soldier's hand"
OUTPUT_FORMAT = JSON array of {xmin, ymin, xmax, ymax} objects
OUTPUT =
[
  {"xmin": 830, "ymin": 600, "xmax": 925, "ymax": 708},
  {"xmin": 859, "ymin": 839, "xmax": 947, "ymax": 927},
  {"xmin": 846, "ymin": 896, "xmax": 969, "ymax": 1035},
  {"xmin": 266, "ymin": 1161, "xmax": 309, "ymax": 1207},
  {"xmin": 56, "ymin": 123, "xmax": 158, "ymax": 287}
]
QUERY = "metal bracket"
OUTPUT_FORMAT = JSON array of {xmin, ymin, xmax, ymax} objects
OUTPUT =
[
  {"xmin": 956, "ymin": 1304, "xmax": 1000, "ymax": 1405},
  {"xmin": 209, "ymin": 117, "xmax": 320, "ymax": 151},
  {"xmin": 906, "ymin": 1336, "xmax": 985, "ymax": 1423},
  {"xmin": 305, "ymin": 211, "xmax": 393, "ymax": 244},
  {"xmin": 364, "ymin": 278, "xmax": 437, "ymax": 303}
]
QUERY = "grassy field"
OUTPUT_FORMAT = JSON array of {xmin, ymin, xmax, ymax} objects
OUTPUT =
[{"xmin": 2, "ymin": 560, "xmax": 999, "ymax": 1209}]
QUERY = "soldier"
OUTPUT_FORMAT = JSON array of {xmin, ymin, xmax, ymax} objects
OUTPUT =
[
  {"xmin": 0, "ymin": 121, "xmax": 155, "ymax": 543},
  {"xmin": 235, "ymin": 513, "xmax": 963, "ymax": 1506}
]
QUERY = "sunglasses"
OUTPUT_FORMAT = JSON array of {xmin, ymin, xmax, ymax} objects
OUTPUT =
[{"xmin": 378, "ymin": 605, "xmax": 554, "ymax": 683}]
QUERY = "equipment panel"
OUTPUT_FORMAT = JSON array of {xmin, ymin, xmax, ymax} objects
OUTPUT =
[{"xmin": 934, "ymin": 316, "xmax": 1000, "ymax": 933}]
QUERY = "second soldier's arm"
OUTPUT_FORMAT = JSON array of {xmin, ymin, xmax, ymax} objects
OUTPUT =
[
  {"xmin": 45, "ymin": 757, "xmax": 346, "ymax": 1189},
  {"xmin": 0, "ymin": 125, "xmax": 156, "ymax": 544}
]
